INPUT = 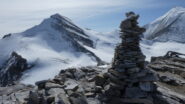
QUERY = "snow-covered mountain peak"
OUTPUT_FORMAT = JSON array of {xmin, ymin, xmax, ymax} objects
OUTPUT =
[
  {"xmin": 153, "ymin": 7, "xmax": 185, "ymax": 23},
  {"xmin": 144, "ymin": 7, "xmax": 185, "ymax": 43},
  {"xmin": 0, "ymin": 13, "xmax": 106, "ymax": 84},
  {"xmin": 50, "ymin": 13, "xmax": 72, "ymax": 22}
]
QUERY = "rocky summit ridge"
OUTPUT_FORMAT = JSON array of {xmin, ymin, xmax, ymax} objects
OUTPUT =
[{"xmin": 1, "ymin": 53, "xmax": 185, "ymax": 104}]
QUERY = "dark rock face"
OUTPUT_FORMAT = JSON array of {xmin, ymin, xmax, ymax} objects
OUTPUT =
[
  {"xmin": 50, "ymin": 14, "xmax": 94, "ymax": 48},
  {"xmin": 2, "ymin": 33, "xmax": 11, "ymax": 39},
  {"xmin": 0, "ymin": 52, "xmax": 28, "ymax": 86},
  {"xmin": 147, "ymin": 53, "xmax": 185, "ymax": 104},
  {"xmin": 104, "ymin": 12, "xmax": 158, "ymax": 104},
  {"xmin": 51, "ymin": 15, "xmax": 105, "ymax": 66}
]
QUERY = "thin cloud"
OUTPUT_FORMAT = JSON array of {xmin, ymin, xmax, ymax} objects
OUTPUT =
[{"xmin": 0, "ymin": 0, "xmax": 178, "ymax": 35}]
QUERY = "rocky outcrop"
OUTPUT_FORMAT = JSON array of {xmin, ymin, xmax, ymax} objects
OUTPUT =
[
  {"xmin": 0, "ymin": 62, "xmax": 184, "ymax": 104},
  {"xmin": 0, "ymin": 66, "xmax": 108, "ymax": 104},
  {"xmin": 0, "ymin": 84, "xmax": 34, "ymax": 104},
  {"xmin": 2, "ymin": 33, "xmax": 11, "ymax": 39},
  {"xmin": 0, "ymin": 52, "xmax": 28, "ymax": 87},
  {"xmin": 147, "ymin": 52, "xmax": 185, "ymax": 104}
]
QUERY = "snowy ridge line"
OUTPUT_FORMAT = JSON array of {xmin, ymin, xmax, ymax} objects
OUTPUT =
[{"xmin": 144, "ymin": 7, "xmax": 185, "ymax": 43}]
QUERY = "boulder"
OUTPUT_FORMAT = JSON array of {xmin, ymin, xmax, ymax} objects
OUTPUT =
[
  {"xmin": 95, "ymin": 74, "xmax": 106, "ymax": 86},
  {"xmin": 69, "ymin": 92, "xmax": 88, "ymax": 104}
]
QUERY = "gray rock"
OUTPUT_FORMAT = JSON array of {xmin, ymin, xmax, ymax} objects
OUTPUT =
[
  {"xmin": 74, "ymin": 69, "xmax": 86, "ymax": 80},
  {"xmin": 45, "ymin": 82, "xmax": 64, "ymax": 90},
  {"xmin": 87, "ymin": 98, "xmax": 101, "ymax": 104},
  {"xmin": 85, "ymin": 92, "xmax": 96, "ymax": 97},
  {"xmin": 125, "ymin": 87, "xmax": 148, "ymax": 98},
  {"xmin": 56, "ymin": 93, "xmax": 71, "ymax": 104},
  {"xmin": 95, "ymin": 74, "xmax": 106, "ymax": 86},
  {"xmin": 160, "ymin": 75, "xmax": 185, "ymax": 86},
  {"xmin": 64, "ymin": 79, "xmax": 79, "ymax": 91},
  {"xmin": 47, "ymin": 88, "xmax": 65, "ymax": 96},
  {"xmin": 139, "ymin": 73, "xmax": 158, "ymax": 82},
  {"xmin": 35, "ymin": 80, "xmax": 48, "ymax": 89},
  {"xmin": 139, "ymin": 82, "xmax": 156, "ymax": 92},
  {"xmin": 127, "ymin": 67, "xmax": 140, "ymax": 74},
  {"xmin": 28, "ymin": 91, "xmax": 40, "ymax": 104},
  {"xmin": 69, "ymin": 93, "xmax": 88, "ymax": 104},
  {"xmin": 104, "ymin": 84, "xmax": 121, "ymax": 97}
]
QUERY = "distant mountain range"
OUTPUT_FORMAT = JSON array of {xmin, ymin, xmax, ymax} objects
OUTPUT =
[{"xmin": 0, "ymin": 7, "xmax": 185, "ymax": 85}]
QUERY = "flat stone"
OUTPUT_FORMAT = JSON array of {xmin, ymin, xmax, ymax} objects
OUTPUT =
[
  {"xmin": 35, "ymin": 80, "xmax": 48, "ymax": 89},
  {"xmin": 64, "ymin": 79, "xmax": 79, "ymax": 91},
  {"xmin": 45, "ymin": 82, "xmax": 64, "ymax": 90},
  {"xmin": 139, "ymin": 73, "xmax": 158, "ymax": 82},
  {"xmin": 108, "ymin": 69, "xmax": 127, "ymax": 79},
  {"xmin": 85, "ymin": 92, "xmax": 96, "ymax": 97},
  {"xmin": 95, "ymin": 74, "xmax": 106, "ymax": 86},
  {"xmin": 87, "ymin": 77, "xmax": 95, "ymax": 82},
  {"xmin": 108, "ymin": 73, "xmax": 126, "ymax": 86},
  {"xmin": 124, "ymin": 62, "xmax": 137, "ymax": 68},
  {"xmin": 95, "ymin": 86, "xmax": 102, "ymax": 93},
  {"xmin": 139, "ymin": 82, "xmax": 156, "ymax": 92},
  {"xmin": 160, "ymin": 75, "xmax": 185, "ymax": 86},
  {"xmin": 124, "ymin": 87, "xmax": 148, "ymax": 98},
  {"xmin": 127, "ymin": 67, "xmax": 140, "ymax": 74},
  {"xmin": 47, "ymin": 88, "xmax": 66, "ymax": 96}
]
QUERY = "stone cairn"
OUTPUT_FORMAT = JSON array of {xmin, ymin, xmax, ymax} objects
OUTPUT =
[{"xmin": 104, "ymin": 12, "xmax": 158, "ymax": 104}]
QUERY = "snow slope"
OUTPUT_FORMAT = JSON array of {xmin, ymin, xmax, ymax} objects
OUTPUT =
[
  {"xmin": 144, "ymin": 7, "xmax": 185, "ymax": 43},
  {"xmin": 140, "ymin": 39, "xmax": 185, "ymax": 61},
  {"xmin": 84, "ymin": 30, "xmax": 120, "ymax": 62},
  {"xmin": 0, "ymin": 14, "xmax": 105, "ymax": 84}
]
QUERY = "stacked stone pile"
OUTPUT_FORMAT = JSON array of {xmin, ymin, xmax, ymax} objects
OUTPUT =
[{"xmin": 104, "ymin": 12, "xmax": 158, "ymax": 104}]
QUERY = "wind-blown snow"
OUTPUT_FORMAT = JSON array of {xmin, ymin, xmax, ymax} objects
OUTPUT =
[
  {"xmin": 84, "ymin": 29, "xmax": 120, "ymax": 62},
  {"xmin": 0, "ymin": 14, "xmax": 98, "ymax": 85},
  {"xmin": 141, "ymin": 39, "xmax": 185, "ymax": 61},
  {"xmin": 144, "ymin": 7, "xmax": 185, "ymax": 43}
]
